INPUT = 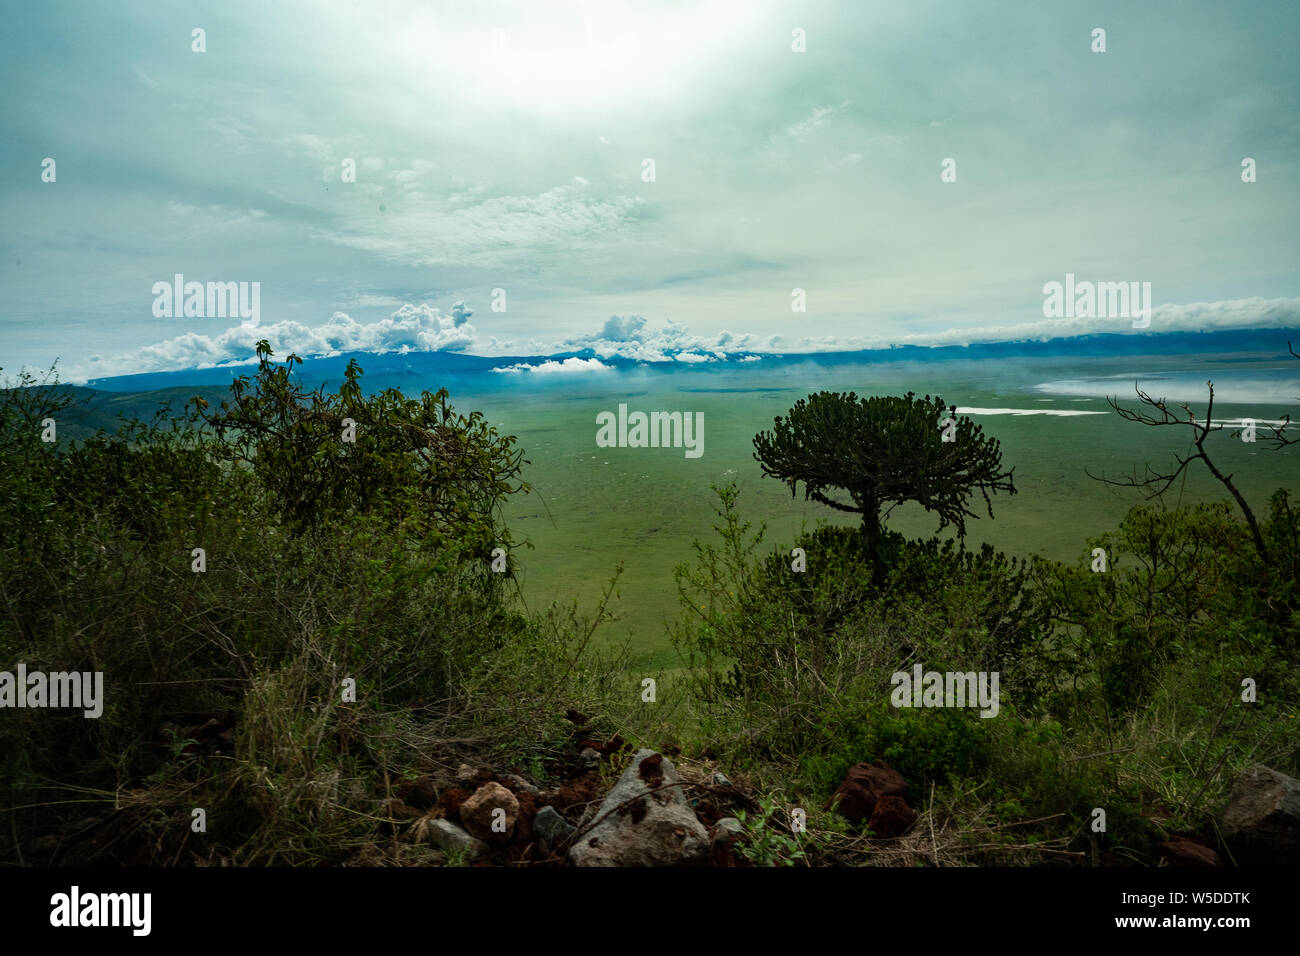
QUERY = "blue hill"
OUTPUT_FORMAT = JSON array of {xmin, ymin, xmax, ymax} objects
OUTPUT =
[{"xmin": 85, "ymin": 327, "xmax": 1299, "ymax": 393}]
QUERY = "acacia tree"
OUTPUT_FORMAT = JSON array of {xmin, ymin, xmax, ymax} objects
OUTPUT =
[{"xmin": 753, "ymin": 391, "xmax": 1016, "ymax": 569}]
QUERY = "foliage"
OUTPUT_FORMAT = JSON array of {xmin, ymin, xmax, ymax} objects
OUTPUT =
[
  {"xmin": 2, "ymin": 364, "xmax": 1296, "ymax": 868},
  {"xmin": 196, "ymin": 341, "xmax": 530, "ymax": 557},
  {"xmin": 752, "ymin": 391, "xmax": 1015, "ymax": 569},
  {"xmin": 673, "ymin": 374, "xmax": 1299, "ymax": 865},
  {"xmin": 734, "ymin": 793, "xmax": 807, "ymax": 866},
  {"xmin": 0, "ymin": 358, "xmax": 605, "ymax": 866}
]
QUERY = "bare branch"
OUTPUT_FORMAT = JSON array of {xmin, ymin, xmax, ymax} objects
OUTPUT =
[{"xmin": 1095, "ymin": 380, "xmax": 1272, "ymax": 565}]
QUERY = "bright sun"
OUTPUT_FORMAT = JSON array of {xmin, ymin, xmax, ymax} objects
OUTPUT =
[{"xmin": 393, "ymin": 0, "xmax": 770, "ymax": 115}]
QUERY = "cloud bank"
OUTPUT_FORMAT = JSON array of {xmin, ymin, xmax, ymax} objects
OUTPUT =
[
  {"xmin": 66, "ymin": 296, "xmax": 1300, "ymax": 384},
  {"xmin": 73, "ymin": 303, "xmax": 475, "ymax": 381}
]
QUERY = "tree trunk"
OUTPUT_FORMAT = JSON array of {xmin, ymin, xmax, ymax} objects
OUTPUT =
[{"xmin": 860, "ymin": 496, "xmax": 883, "ymax": 582}]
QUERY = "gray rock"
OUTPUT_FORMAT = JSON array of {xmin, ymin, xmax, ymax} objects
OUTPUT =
[
  {"xmin": 501, "ymin": 773, "xmax": 541, "ymax": 795},
  {"xmin": 533, "ymin": 806, "xmax": 575, "ymax": 851},
  {"xmin": 579, "ymin": 748, "xmax": 602, "ymax": 770},
  {"xmin": 568, "ymin": 749, "xmax": 709, "ymax": 867},
  {"xmin": 714, "ymin": 817, "xmax": 743, "ymax": 840},
  {"xmin": 419, "ymin": 817, "xmax": 489, "ymax": 860},
  {"xmin": 713, "ymin": 817, "xmax": 744, "ymax": 850},
  {"xmin": 712, "ymin": 772, "xmax": 733, "ymax": 788},
  {"xmin": 1221, "ymin": 764, "xmax": 1300, "ymax": 865}
]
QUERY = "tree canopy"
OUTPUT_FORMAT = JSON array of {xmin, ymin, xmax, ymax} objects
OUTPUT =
[
  {"xmin": 753, "ymin": 390, "xmax": 1015, "ymax": 565},
  {"xmin": 194, "ymin": 341, "xmax": 530, "ymax": 554}
]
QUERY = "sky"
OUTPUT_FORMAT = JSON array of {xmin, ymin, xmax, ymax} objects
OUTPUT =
[{"xmin": 2, "ymin": 0, "xmax": 1297, "ymax": 382}]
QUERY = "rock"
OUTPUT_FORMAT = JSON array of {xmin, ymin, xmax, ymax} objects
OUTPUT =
[
  {"xmin": 713, "ymin": 817, "xmax": 743, "ymax": 845},
  {"xmin": 508, "ymin": 791, "xmax": 539, "ymax": 844},
  {"xmin": 533, "ymin": 806, "xmax": 575, "ymax": 851},
  {"xmin": 1221, "ymin": 764, "xmax": 1300, "ymax": 865},
  {"xmin": 867, "ymin": 794, "xmax": 917, "ymax": 837},
  {"xmin": 712, "ymin": 816, "xmax": 743, "ymax": 868},
  {"xmin": 501, "ymin": 773, "xmax": 541, "ymax": 795},
  {"xmin": 579, "ymin": 748, "xmax": 602, "ymax": 770},
  {"xmin": 710, "ymin": 817, "xmax": 745, "ymax": 866},
  {"xmin": 1155, "ymin": 837, "xmax": 1220, "ymax": 867},
  {"xmin": 569, "ymin": 749, "xmax": 709, "ymax": 867},
  {"xmin": 712, "ymin": 772, "xmax": 733, "ymax": 788},
  {"xmin": 580, "ymin": 735, "xmax": 626, "ymax": 756},
  {"xmin": 827, "ymin": 761, "xmax": 909, "ymax": 824},
  {"xmin": 459, "ymin": 782, "xmax": 519, "ymax": 843},
  {"xmin": 418, "ymin": 817, "xmax": 488, "ymax": 859},
  {"xmin": 439, "ymin": 786, "xmax": 471, "ymax": 820},
  {"xmin": 402, "ymin": 775, "xmax": 440, "ymax": 810},
  {"xmin": 552, "ymin": 770, "xmax": 602, "ymax": 812},
  {"xmin": 455, "ymin": 763, "xmax": 488, "ymax": 785}
]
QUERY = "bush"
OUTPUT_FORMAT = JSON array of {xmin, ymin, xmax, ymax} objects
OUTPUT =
[{"xmin": 0, "ymin": 356, "xmax": 601, "ymax": 865}]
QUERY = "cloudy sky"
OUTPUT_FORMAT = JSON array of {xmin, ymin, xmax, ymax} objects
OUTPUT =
[{"xmin": 2, "ymin": 0, "xmax": 1297, "ymax": 381}]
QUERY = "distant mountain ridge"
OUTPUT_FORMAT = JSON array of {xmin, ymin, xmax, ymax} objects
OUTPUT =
[{"xmin": 84, "ymin": 327, "xmax": 1299, "ymax": 393}]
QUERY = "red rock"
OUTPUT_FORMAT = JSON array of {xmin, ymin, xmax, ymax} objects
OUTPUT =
[
  {"xmin": 513, "ymin": 791, "xmax": 539, "ymax": 844},
  {"xmin": 439, "ymin": 786, "xmax": 471, "ymax": 819},
  {"xmin": 826, "ymin": 761, "xmax": 909, "ymax": 823},
  {"xmin": 459, "ymin": 782, "xmax": 519, "ymax": 843},
  {"xmin": 551, "ymin": 770, "xmax": 601, "ymax": 811},
  {"xmin": 401, "ymin": 775, "xmax": 440, "ymax": 810},
  {"xmin": 868, "ymin": 795, "xmax": 917, "ymax": 837}
]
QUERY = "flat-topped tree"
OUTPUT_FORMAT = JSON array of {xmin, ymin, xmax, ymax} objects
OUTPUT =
[{"xmin": 753, "ymin": 391, "xmax": 1016, "ymax": 570}]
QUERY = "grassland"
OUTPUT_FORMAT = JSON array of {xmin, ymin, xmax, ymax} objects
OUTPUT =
[{"xmin": 459, "ymin": 364, "xmax": 1297, "ymax": 668}]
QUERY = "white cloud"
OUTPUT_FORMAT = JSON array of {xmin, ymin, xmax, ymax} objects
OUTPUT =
[
  {"xmin": 73, "ymin": 303, "xmax": 475, "ymax": 381},
  {"xmin": 781, "ymin": 100, "xmax": 853, "ymax": 141},
  {"xmin": 292, "ymin": 133, "xmax": 337, "ymax": 163},
  {"xmin": 543, "ymin": 298, "xmax": 1300, "ymax": 363},
  {"xmin": 341, "ymin": 292, "xmax": 405, "ymax": 308},
  {"xmin": 599, "ymin": 314, "xmax": 648, "ymax": 341},
  {"xmin": 824, "ymin": 152, "xmax": 863, "ymax": 171},
  {"xmin": 66, "ymin": 296, "xmax": 1300, "ymax": 384},
  {"xmin": 166, "ymin": 201, "xmax": 268, "ymax": 231},
  {"xmin": 491, "ymin": 357, "xmax": 612, "ymax": 375},
  {"xmin": 315, "ymin": 179, "xmax": 648, "ymax": 268},
  {"xmin": 881, "ymin": 296, "xmax": 1300, "ymax": 348}
]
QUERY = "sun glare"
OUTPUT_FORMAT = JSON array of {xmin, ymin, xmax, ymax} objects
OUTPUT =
[{"xmin": 393, "ymin": 0, "xmax": 768, "ymax": 115}]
